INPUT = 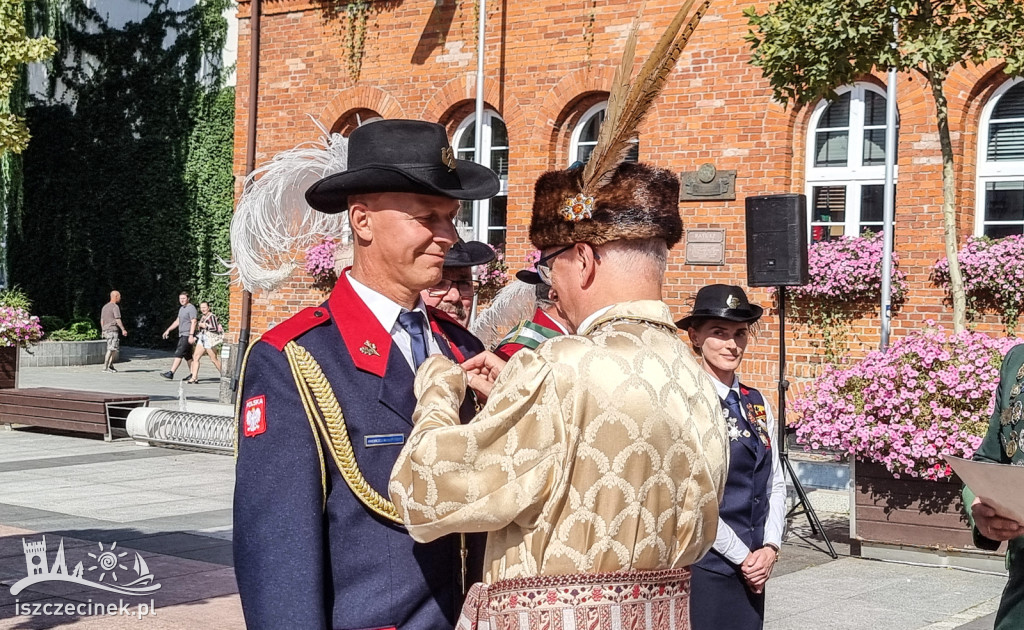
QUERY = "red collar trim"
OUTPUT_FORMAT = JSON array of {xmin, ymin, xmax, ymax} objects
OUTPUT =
[
  {"xmin": 329, "ymin": 270, "xmax": 392, "ymax": 377},
  {"xmin": 427, "ymin": 307, "xmax": 466, "ymax": 363},
  {"xmin": 532, "ymin": 308, "xmax": 563, "ymax": 333}
]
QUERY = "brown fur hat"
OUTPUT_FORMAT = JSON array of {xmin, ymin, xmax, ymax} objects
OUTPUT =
[{"xmin": 529, "ymin": 162, "xmax": 682, "ymax": 251}]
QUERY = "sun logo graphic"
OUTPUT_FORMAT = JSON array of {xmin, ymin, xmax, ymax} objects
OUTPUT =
[{"xmin": 9, "ymin": 537, "xmax": 161, "ymax": 596}]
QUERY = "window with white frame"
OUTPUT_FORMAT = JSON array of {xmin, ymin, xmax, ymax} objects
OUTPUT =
[
  {"xmin": 570, "ymin": 102, "xmax": 639, "ymax": 165},
  {"xmin": 976, "ymin": 79, "xmax": 1024, "ymax": 239},
  {"xmin": 805, "ymin": 84, "xmax": 898, "ymax": 243},
  {"xmin": 453, "ymin": 111, "xmax": 509, "ymax": 247}
]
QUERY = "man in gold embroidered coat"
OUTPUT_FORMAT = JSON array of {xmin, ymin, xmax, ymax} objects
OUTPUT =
[{"xmin": 390, "ymin": 160, "xmax": 729, "ymax": 628}]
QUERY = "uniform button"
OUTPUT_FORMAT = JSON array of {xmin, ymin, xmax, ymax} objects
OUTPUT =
[
  {"xmin": 314, "ymin": 310, "xmax": 324, "ymax": 318},
  {"xmin": 754, "ymin": 498, "xmax": 760, "ymax": 503}
]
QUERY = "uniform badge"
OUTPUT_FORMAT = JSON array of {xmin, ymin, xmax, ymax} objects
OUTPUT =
[
  {"xmin": 1013, "ymin": 400, "xmax": 1023, "ymax": 423},
  {"xmin": 1012, "ymin": 384, "xmax": 1022, "ymax": 399},
  {"xmin": 723, "ymin": 408, "xmax": 740, "ymax": 441},
  {"xmin": 243, "ymin": 395, "xmax": 267, "ymax": 437},
  {"xmin": 1006, "ymin": 431, "xmax": 1019, "ymax": 458},
  {"xmin": 360, "ymin": 340, "xmax": 380, "ymax": 356},
  {"xmin": 365, "ymin": 434, "xmax": 406, "ymax": 447},
  {"xmin": 441, "ymin": 147, "xmax": 457, "ymax": 171},
  {"xmin": 1017, "ymin": 363, "xmax": 1024, "ymax": 381}
]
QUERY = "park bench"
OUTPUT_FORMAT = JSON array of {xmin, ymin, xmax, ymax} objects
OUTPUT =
[{"xmin": 0, "ymin": 387, "xmax": 149, "ymax": 440}]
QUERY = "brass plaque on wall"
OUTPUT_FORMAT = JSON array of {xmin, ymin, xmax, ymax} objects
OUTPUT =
[
  {"xmin": 680, "ymin": 163, "xmax": 736, "ymax": 201},
  {"xmin": 685, "ymin": 229, "xmax": 726, "ymax": 265}
]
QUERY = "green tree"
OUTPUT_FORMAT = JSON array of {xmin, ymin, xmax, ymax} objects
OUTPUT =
[
  {"xmin": 0, "ymin": 0, "xmax": 54, "ymax": 155},
  {"xmin": 746, "ymin": 0, "xmax": 1024, "ymax": 333}
]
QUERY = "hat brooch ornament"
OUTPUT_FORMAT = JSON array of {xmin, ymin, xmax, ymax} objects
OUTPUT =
[
  {"xmin": 560, "ymin": 193, "xmax": 595, "ymax": 222},
  {"xmin": 727, "ymin": 294, "xmax": 740, "ymax": 309},
  {"xmin": 440, "ymin": 147, "xmax": 457, "ymax": 172}
]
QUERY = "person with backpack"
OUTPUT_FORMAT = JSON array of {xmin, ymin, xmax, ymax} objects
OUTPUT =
[{"xmin": 186, "ymin": 301, "xmax": 224, "ymax": 383}]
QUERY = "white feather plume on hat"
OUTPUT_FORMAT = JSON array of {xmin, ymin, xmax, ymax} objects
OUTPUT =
[{"xmin": 229, "ymin": 119, "xmax": 351, "ymax": 292}]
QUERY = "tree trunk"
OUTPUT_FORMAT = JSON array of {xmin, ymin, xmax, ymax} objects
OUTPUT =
[{"xmin": 928, "ymin": 70, "xmax": 967, "ymax": 333}]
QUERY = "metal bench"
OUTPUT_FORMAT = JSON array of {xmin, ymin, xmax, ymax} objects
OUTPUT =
[{"xmin": 0, "ymin": 387, "xmax": 149, "ymax": 440}]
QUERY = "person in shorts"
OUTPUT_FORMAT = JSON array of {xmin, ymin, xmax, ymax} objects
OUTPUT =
[
  {"xmin": 100, "ymin": 290, "xmax": 128, "ymax": 373},
  {"xmin": 160, "ymin": 291, "xmax": 196, "ymax": 379}
]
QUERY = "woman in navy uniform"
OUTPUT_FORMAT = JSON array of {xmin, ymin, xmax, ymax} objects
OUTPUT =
[{"xmin": 678, "ymin": 284, "xmax": 786, "ymax": 630}]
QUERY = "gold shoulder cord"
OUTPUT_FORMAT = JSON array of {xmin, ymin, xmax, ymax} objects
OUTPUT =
[{"xmin": 284, "ymin": 341, "xmax": 403, "ymax": 524}]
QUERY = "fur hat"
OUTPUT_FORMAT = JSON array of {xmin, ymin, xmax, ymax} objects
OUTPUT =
[
  {"xmin": 529, "ymin": 162, "xmax": 682, "ymax": 250},
  {"xmin": 526, "ymin": 0, "xmax": 709, "ymax": 251}
]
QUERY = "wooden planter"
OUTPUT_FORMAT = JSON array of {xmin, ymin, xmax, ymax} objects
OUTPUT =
[
  {"xmin": 853, "ymin": 459, "xmax": 980, "ymax": 550},
  {"xmin": 0, "ymin": 346, "xmax": 18, "ymax": 389}
]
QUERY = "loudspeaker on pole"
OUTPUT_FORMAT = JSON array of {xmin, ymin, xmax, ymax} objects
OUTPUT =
[{"xmin": 744, "ymin": 194, "xmax": 810, "ymax": 287}]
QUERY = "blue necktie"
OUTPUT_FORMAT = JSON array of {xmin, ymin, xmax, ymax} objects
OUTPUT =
[
  {"xmin": 725, "ymin": 390, "xmax": 745, "ymax": 423},
  {"xmin": 398, "ymin": 310, "xmax": 429, "ymax": 368}
]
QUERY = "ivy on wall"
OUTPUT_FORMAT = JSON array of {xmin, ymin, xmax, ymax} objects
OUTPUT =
[{"xmin": 6, "ymin": 0, "xmax": 234, "ymax": 344}]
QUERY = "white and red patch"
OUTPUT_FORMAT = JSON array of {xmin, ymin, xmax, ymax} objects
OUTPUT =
[{"xmin": 243, "ymin": 395, "xmax": 267, "ymax": 437}]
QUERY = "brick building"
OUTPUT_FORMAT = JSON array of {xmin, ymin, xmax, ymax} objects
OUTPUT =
[{"xmin": 229, "ymin": 0, "xmax": 1024, "ymax": 397}]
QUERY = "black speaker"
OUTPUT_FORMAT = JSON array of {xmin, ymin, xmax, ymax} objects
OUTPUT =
[{"xmin": 745, "ymin": 194, "xmax": 809, "ymax": 287}]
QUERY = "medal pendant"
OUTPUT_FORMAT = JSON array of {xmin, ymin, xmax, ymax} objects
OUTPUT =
[
  {"xmin": 1013, "ymin": 384, "xmax": 1022, "ymax": 399},
  {"xmin": 1017, "ymin": 363, "xmax": 1024, "ymax": 381},
  {"xmin": 1013, "ymin": 400, "xmax": 1023, "ymax": 423}
]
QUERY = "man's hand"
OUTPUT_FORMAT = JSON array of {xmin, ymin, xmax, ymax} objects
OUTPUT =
[
  {"xmin": 121, "ymin": 329, "xmax": 128, "ymax": 337},
  {"xmin": 972, "ymin": 497, "xmax": 1024, "ymax": 541},
  {"xmin": 162, "ymin": 331, "xmax": 169, "ymax": 340},
  {"xmin": 460, "ymin": 352, "xmax": 507, "ymax": 400},
  {"xmin": 740, "ymin": 546, "xmax": 778, "ymax": 593}
]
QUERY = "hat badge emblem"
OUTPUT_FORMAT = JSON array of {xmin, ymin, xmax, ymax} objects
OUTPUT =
[
  {"xmin": 726, "ymin": 294, "xmax": 740, "ymax": 309},
  {"xmin": 440, "ymin": 147, "xmax": 457, "ymax": 172}
]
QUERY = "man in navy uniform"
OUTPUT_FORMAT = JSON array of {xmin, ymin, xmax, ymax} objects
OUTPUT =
[{"xmin": 233, "ymin": 120, "xmax": 500, "ymax": 629}]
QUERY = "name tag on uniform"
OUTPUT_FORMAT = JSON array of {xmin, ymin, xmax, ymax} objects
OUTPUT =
[{"xmin": 364, "ymin": 433, "xmax": 405, "ymax": 447}]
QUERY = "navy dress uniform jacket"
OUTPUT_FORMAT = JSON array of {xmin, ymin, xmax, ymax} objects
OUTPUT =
[
  {"xmin": 691, "ymin": 385, "xmax": 773, "ymax": 630},
  {"xmin": 233, "ymin": 275, "xmax": 485, "ymax": 630}
]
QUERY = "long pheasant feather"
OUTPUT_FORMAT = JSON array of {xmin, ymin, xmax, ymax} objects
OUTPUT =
[{"xmin": 582, "ymin": 0, "xmax": 711, "ymax": 192}]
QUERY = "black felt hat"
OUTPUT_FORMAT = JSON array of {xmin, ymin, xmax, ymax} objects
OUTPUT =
[
  {"xmin": 305, "ymin": 120, "xmax": 501, "ymax": 213},
  {"xmin": 675, "ymin": 284, "xmax": 764, "ymax": 329},
  {"xmin": 515, "ymin": 269, "xmax": 542, "ymax": 285},
  {"xmin": 444, "ymin": 240, "xmax": 495, "ymax": 268}
]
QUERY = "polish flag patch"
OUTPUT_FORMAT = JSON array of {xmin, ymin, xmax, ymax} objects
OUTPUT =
[{"xmin": 243, "ymin": 395, "xmax": 267, "ymax": 437}]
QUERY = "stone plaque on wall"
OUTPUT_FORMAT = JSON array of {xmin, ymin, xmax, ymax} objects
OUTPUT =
[
  {"xmin": 685, "ymin": 229, "xmax": 726, "ymax": 265},
  {"xmin": 680, "ymin": 163, "xmax": 736, "ymax": 201}
]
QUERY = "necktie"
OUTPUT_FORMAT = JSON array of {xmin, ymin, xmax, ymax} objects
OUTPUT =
[
  {"xmin": 398, "ymin": 310, "xmax": 430, "ymax": 368},
  {"xmin": 725, "ymin": 390, "xmax": 745, "ymax": 423}
]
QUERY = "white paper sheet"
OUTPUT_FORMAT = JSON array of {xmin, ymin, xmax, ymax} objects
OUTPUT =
[{"xmin": 944, "ymin": 455, "xmax": 1024, "ymax": 524}]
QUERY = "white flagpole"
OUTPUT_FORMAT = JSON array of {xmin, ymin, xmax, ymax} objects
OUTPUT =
[{"xmin": 880, "ymin": 10, "xmax": 899, "ymax": 351}]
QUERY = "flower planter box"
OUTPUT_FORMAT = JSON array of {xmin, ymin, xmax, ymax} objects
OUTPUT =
[
  {"xmin": 851, "ymin": 460, "xmax": 1005, "ymax": 570},
  {"xmin": 853, "ymin": 460, "xmax": 975, "ymax": 549},
  {"xmin": 0, "ymin": 346, "xmax": 18, "ymax": 389}
]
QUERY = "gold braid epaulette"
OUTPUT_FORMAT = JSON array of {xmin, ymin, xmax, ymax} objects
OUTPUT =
[{"xmin": 283, "ymin": 341, "xmax": 403, "ymax": 524}]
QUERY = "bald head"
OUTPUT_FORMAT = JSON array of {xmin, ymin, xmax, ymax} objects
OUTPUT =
[{"xmin": 110, "ymin": 291, "xmax": 121, "ymax": 303}]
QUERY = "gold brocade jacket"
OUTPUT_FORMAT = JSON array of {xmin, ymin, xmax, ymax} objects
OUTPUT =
[{"xmin": 389, "ymin": 300, "xmax": 729, "ymax": 583}]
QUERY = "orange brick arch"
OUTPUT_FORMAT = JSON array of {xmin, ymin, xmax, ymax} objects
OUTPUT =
[
  {"xmin": 317, "ymin": 86, "xmax": 407, "ymax": 130},
  {"xmin": 419, "ymin": 74, "xmax": 523, "ymax": 130}
]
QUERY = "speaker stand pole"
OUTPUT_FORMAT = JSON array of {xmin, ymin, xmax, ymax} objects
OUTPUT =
[{"xmin": 777, "ymin": 285, "xmax": 838, "ymax": 559}]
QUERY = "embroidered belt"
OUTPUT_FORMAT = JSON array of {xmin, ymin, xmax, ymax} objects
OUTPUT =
[{"xmin": 456, "ymin": 568, "xmax": 692, "ymax": 630}]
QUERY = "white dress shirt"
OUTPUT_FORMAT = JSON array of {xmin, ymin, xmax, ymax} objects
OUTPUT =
[
  {"xmin": 347, "ymin": 272, "xmax": 443, "ymax": 371},
  {"xmin": 710, "ymin": 375, "xmax": 787, "ymax": 565},
  {"xmin": 577, "ymin": 305, "xmax": 614, "ymax": 335}
]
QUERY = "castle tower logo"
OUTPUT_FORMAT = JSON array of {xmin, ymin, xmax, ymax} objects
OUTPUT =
[{"xmin": 10, "ymin": 537, "xmax": 161, "ymax": 597}]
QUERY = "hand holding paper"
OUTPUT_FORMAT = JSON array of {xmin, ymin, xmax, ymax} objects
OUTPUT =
[{"xmin": 945, "ymin": 455, "xmax": 1024, "ymax": 540}]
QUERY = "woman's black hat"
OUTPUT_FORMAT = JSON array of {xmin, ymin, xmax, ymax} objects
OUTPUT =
[
  {"xmin": 444, "ymin": 240, "xmax": 495, "ymax": 268},
  {"xmin": 305, "ymin": 120, "xmax": 501, "ymax": 213},
  {"xmin": 675, "ymin": 284, "xmax": 764, "ymax": 329}
]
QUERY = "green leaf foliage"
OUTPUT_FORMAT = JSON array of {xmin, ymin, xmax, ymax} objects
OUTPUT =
[
  {"xmin": 746, "ymin": 0, "xmax": 1024, "ymax": 106},
  {"xmin": 0, "ymin": 0, "xmax": 55, "ymax": 155},
  {"xmin": 6, "ymin": 0, "xmax": 233, "ymax": 345}
]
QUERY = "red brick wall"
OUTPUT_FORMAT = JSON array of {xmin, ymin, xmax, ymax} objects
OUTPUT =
[{"xmin": 229, "ymin": 0, "xmax": 1020, "ymax": 406}]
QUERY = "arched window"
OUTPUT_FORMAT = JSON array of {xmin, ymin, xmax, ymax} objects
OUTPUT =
[
  {"xmin": 805, "ymin": 84, "xmax": 899, "ymax": 243},
  {"xmin": 570, "ymin": 102, "xmax": 639, "ymax": 165},
  {"xmin": 453, "ymin": 111, "xmax": 508, "ymax": 247},
  {"xmin": 976, "ymin": 79, "xmax": 1024, "ymax": 238}
]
